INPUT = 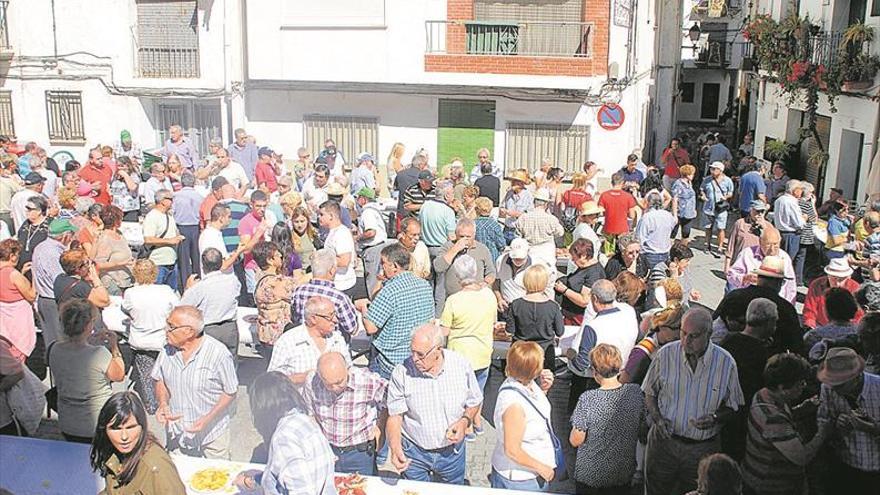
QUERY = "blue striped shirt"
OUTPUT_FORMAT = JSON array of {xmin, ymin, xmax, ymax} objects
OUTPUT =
[{"xmin": 642, "ymin": 341, "xmax": 744, "ymax": 440}]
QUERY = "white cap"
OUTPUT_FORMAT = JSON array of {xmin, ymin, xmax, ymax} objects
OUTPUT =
[
  {"xmin": 709, "ymin": 161, "xmax": 725, "ymax": 170},
  {"xmin": 509, "ymin": 238, "xmax": 529, "ymax": 259}
]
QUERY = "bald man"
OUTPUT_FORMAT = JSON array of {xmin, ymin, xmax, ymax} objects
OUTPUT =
[
  {"xmin": 151, "ymin": 306, "xmax": 238, "ymax": 459},
  {"xmin": 301, "ymin": 352, "xmax": 388, "ymax": 475},
  {"xmin": 725, "ymin": 226, "xmax": 797, "ymax": 302}
]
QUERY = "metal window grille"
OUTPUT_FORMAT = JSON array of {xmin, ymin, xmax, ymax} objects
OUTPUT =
[
  {"xmin": 0, "ymin": 0, "xmax": 10, "ymax": 50},
  {"xmin": 155, "ymin": 100, "xmax": 221, "ymax": 156},
  {"xmin": 505, "ymin": 122, "xmax": 589, "ymax": 174},
  {"xmin": 45, "ymin": 91, "xmax": 85, "ymax": 142},
  {"xmin": 303, "ymin": 115, "xmax": 379, "ymax": 169},
  {"xmin": 0, "ymin": 91, "xmax": 13, "ymax": 137},
  {"xmin": 136, "ymin": 0, "xmax": 199, "ymax": 78}
]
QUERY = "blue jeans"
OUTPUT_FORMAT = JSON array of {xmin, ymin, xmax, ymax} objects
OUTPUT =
[
  {"xmin": 490, "ymin": 469, "xmax": 549, "ymax": 492},
  {"xmin": 332, "ymin": 444, "xmax": 376, "ymax": 476},
  {"xmin": 401, "ymin": 436, "xmax": 466, "ymax": 484},
  {"xmin": 156, "ymin": 264, "xmax": 179, "ymax": 292},
  {"xmin": 780, "ymin": 232, "xmax": 801, "ymax": 264},
  {"xmin": 474, "ymin": 367, "xmax": 489, "ymax": 392},
  {"xmin": 641, "ymin": 252, "xmax": 669, "ymax": 271}
]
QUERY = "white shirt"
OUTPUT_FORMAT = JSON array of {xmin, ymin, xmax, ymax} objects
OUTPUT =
[
  {"xmin": 358, "ymin": 203, "xmax": 388, "ymax": 249},
  {"xmin": 217, "ymin": 161, "xmax": 250, "ymax": 190},
  {"xmin": 122, "ymin": 284, "xmax": 180, "ymax": 351},
  {"xmin": 10, "ymin": 189, "xmax": 39, "ymax": 232},
  {"xmin": 773, "ymin": 193, "xmax": 806, "ymax": 232},
  {"xmin": 36, "ymin": 169, "xmax": 58, "ymax": 199},
  {"xmin": 267, "ymin": 325, "xmax": 351, "ymax": 387},
  {"xmin": 199, "ymin": 225, "xmax": 228, "ymax": 258},
  {"xmin": 302, "ymin": 178, "xmax": 329, "ymax": 222},
  {"xmin": 325, "ymin": 224, "xmax": 357, "ymax": 291},
  {"xmin": 492, "ymin": 378, "xmax": 555, "ymax": 481},
  {"xmin": 143, "ymin": 177, "xmax": 173, "ymax": 205}
]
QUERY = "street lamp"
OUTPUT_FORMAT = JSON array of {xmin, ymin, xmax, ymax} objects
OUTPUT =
[{"xmin": 687, "ymin": 23, "xmax": 702, "ymax": 56}]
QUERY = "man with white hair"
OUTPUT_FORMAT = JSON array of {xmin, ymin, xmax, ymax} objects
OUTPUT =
[
  {"xmin": 468, "ymin": 148, "xmax": 501, "ymax": 183},
  {"xmin": 349, "ymin": 152, "xmax": 377, "ymax": 195},
  {"xmin": 31, "ymin": 218, "xmax": 78, "ymax": 348},
  {"xmin": 636, "ymin": 191, "xmax": 678, "ymax": 269},
  {"xmin": 514, "ymin": 187, "xmax": 564, "ymax": 267},
  {"xmin": 158, "ymin": 124, "xmax": 199, "ymax": 169},
  {"xmin": 152, "ymin": 305, "xmax": 238, "ymax": 459},
  {"xmin": 773, "ymin": 179, "xmax": 806, "ymax": 263},
  {"xmin": 228, "ymin": 128, "xmax": 258, "ymax": 181},
  {"xmin": 493, "ymin": 237, "xmax": 555, "ymax": 311},
  {"xmin": 386, "ymin": 323, "xmax": 483, "ymax": 484},
  {"xmin": 268, "ymin": 296, "xmax": 351, "ymax": 386},
  {"xmin": 291, "ymin": 248, "xmax": 359, "ymax": 338},
  {"xmin": 143, "ymin": 189, "xmax": 185, "ymax": 291}
]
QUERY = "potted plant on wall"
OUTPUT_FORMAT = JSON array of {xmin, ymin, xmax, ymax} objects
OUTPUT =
[{"xmin": 836, "ymin": 23, "xmax": 880, "ymax": 91}]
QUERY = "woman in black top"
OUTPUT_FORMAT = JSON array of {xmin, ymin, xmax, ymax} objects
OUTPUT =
[
  {"xmin": 506, "ymin": 264, "xmax": 564, "ymax": 370},
  {"xmin": 604, "ymin": 233, "xmax": 649, "ymax": 280},
  {"xmin": 555, "ymin": 238, "xmax": 606, "ymax": 325}
]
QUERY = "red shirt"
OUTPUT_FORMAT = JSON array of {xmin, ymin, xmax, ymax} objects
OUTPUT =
[
  {"xmin": 254, "ymin": 161, "xmax": 278, "ymax": 193},
  {"xmin": 199, "ymin": 193, "xmax": 219, "ymax": 229},
  {"xmin": 661, "ymin": 147, "xmax": 690, "ymax": 178},
  {"xmin": 598, "ymin": 189, "xmax": 636, "ymax": 235},
  {"xmin": 802, "ymin": 276, "xmax": 864, "ymax": 329},
  {"xmin": 77, "ymin": 163, "xmax": 113, "ymax": 205},
  {"xmin": 561, "ymin": 188, "xmax": 592, "ymax": 210}
]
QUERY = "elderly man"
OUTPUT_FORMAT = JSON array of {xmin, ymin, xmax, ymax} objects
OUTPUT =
[
  {"xmin": 355, "ymin": 188, "xmax": 387, "ymax": 250},
  {"xmin": 302, "ymin": 352, "xmax": 388, "ymax": 475},
  {"xmin": 143, "ymin": 189, "xmax": 185, "ymax": 291},
  {"xmin": 636, "ymin": 191, "xmax": 678, "ymax": 269},
  {"xmin": 9, "ymin": 172, "xmax": 44, "ymax": 232},
  {"xmin": 363, "ymin": 217, "xmax": 431, "ymax": 295},
  {"xmin": 567, "ymin": 279, "xmax": 639, "ymax": 409},
  {"xmin": 228, "ymin": 128, "xmax": 258, "ymax": 181},
  {"xmin": 726, "ymin": 226, "xmax": 796, "ymax": 302},
  {"xmin": 515, "ymin": 188, "xmax": 564, "ymax": 267},
  {"xmin": 0, "ymin": 158, "xmax": 22, "ymax": 233},
  {"xmin": 395, "ymin": 154, "xmax": 429, "ymax": 221},
  {"xmin": 468, "ymin": 148, "xmax": 501, "ymax": 183},
  {"xmin": 158, "ymin": 125, "xmax": 199, "ymax": 170},
  {"xmin": 714, "ymin": 255, "xmax": 802, "ymax": 355},
  {"xmin": 433, "ymin": 218, "xmax": 496, "ymax": 311},
  {"xmin": 115, "ymin": 129, "xmax": 143, "ymax": 166},
  {"xmin": 473, "ymin": 161, "xmax": 501, "ymax": 207},
  {"xmin": 803, "ymin": 258, "xmax": 864, "ymax": 329},
  {"xmin": 817, "ymin": 347, "xmax": 880, "ymax": 492},
  {"xmin": 642, "ymin": 307, "xmax": 744, "ymax": 495},
  {"xmin": 31, "ymin": 218, "xmax": 77, "ymax": 348},
  {"xmin": 181, "ymin": 248, "xmax": 241, "ymax": 362},
  {"xmin": 364, "ymin": 243, "xmax": 434, "ymax": 379},
  {"xmin": 152, "ymin": 306, "xmax": 238, "ymax": 459},
  {"xmin": 419, "ymin": 180, "xmax": 456, "ymax": 249},
  {"xmin": 766, "ymin": 162, "xmax": 791, "ymax": 203},
  {"xmin": 500, "ymin": 169, "xmax": 534, "ymax": 243},
  {"xmin": 773, "ymin": 179, "xmax": 806, "ymax": 262},
  {"xmin": 291, "ymin": 249, "xmax": 358, "ymax": 337},
  {"xmin": 143, "ymin": 162, "xmax": 174, "ymax": 207},
  {"xmin": 724, "ymin": 199, "xmax": 772, "ymax": 273},
  {"xmin": 349, "ymin": 152, "xmax": 377, "ymax": 195},
  {"xmin": 493, "ymin": 238, "xmax": 554, "ymax": 312},
  {"xmin": 317, "ymin": 138, "xmax": 346, "ymax": 177},
  {"xmin": 403, "ymin": 169, "xmax": 436, "ymax": 219},
  {"xmin": 174, "ymin": 172, "xmax": 203, "ymax": 284},
  {"xmin": 720, "ymin": 298, "xmax": 777, "ymax": 460},
  {"xmin": 77, "ymin": 148, "xmax": 112, "ymax": 206},
  {"xmin": 386, "ymin": 324, "xmax": 483, "ymax": 484},
  {"xmin": 269, "ymin": 296, "xmax": 351, "ymax": 385}
]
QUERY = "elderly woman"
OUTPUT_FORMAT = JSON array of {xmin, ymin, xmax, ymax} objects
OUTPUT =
[
  {"xmin": 93, "ymin": 205, "xmax": 134, "ymax": 295},
  {"xmin": 671, "ymin": 164, "xmax": 698, "ymax": 243},
  {"xmin": 555, "ymin": 238, "xmax": 605, "ymax": 325},
  {"xmin": 441, "ymin": 255, "xmax": 497, "ymax": 438},
  {"xmin": 49, "ymin": 299, "xmax": 126, "ymax": 443},
  {"xmin": 796, "ymin": 182, "xmax": 818, "ymax": 285},
  {"xmin": 457, "ymin": 185, "xmax": 479, "ymax": 220},
  {"xmin": 109, "ymin": 156, "xmax": 141, "ymax": 222},
  {"xmin": 570, "ymin": 343, "xmax": 644, "ymax": 494},
  {"xmin": 122, "ymin": 259, "xmax": 179, "ymax": 414},
  {"xmin": 0, "ymin": 239, "xmax": 37, "ymax": 361},
  {"xmin": 491, "ymin": 341, "xmax": 556, "ymax": 491},
  {"xmin": 506, "ymin": 265, "xmax": 564, "ymax": 371},
  {"xmin": 54, "ymin": 248, "xmax": 111, "ymax": 311},
  {"xmin": 474, "ymin": 197, "xmax": 505, "ymax": 264},
  {"xmin": 252, "ymin": 241, "xmax": 295, "ymax": 346},
  {"xmin": 604, "ymin": 233, "xmax": 649, "ymax": 280},
  {"xmin": 56, "ymin": 186, "xmax": 79, "ymax": 220},
  {"xmin": 688, "ymin": 453, "xmax": 743, "ymax": 495}
]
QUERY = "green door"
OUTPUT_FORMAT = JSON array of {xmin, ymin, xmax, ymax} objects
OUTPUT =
[{"xmin": 437, "ymin": 99, "xmax": 496, "ymax": 176}]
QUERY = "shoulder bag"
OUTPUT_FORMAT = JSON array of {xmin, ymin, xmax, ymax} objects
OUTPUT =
[
  {"xmin": 137, "ymin": 213, "xmax": 170, "ymax": 259},
  {"xmin": 712, "ymin": 177, "xmax": 730, "ymax": 214},
  {"xmin": 499, "ymin": 385, "xmax": 566, "ymax": 481}
]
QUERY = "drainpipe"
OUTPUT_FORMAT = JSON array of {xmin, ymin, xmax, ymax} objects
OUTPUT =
[{"xmin": 50, "ymin": 0, "xmax": 58, "ymax": 59}]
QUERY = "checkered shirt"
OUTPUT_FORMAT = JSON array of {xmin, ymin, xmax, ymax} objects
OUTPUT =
[
  {"xmin": 515, "ymin": 208, "xmax": 564, "ymax": 246},
  {"xmin": 475, "ymin": 216, "xmax": 506, "ymax": 265},
  {"xmin": 387, "ymin": 349, "xmax": 484, "ymax": 450},
  {"xmin": 302, "ymin": 366, "xmax": 388, "ymax": 447},
  {"xmin": 267, "ymin": 325, "xmax": 351, "ymax": 382},
  {"xmin": 818, "ymin": 372, "xmax": 880, "ymax": 472},
  {"xmin": 366, "ymin": 271, "xmax": 434, "ymax": 377},
  {"xmin": 261, "ymin": 411, "xmax": 336, "ymax": 495},
  {"xmin": 291, "ymin": 279, "xmax": 358, "ymax": 336}
]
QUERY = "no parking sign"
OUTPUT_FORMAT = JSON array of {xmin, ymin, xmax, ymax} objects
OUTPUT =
[{"xmin": 597, "ymin": 104, "xmax": 625, "ymax": 131}]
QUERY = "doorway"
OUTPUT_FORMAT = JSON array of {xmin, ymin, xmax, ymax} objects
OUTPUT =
[
  {"xmin": 837, "ymin": 129, "xmax": 865, "ymax": 201},
  {"xmin": 700, "ymin": 83, "xmax": 720, "ymax": 120}
]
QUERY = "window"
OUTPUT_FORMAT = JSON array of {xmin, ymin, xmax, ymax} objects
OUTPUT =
[
  {"xmin": 506, "ymin": 123, "xmax": 590, "ymax": 174},
  {"xmin": 472, "ymin": 0, "xmax": 590, "ymax": 57},
  {"xmin": 155, "ymin": 99, "xmax": 221, "ymax": 156},
  {"xmin": 303, "ymin": 115, "xmax": 379, "ymax": 168},
  {"xmin": 45, "ymin": 91, "xmax": 85, "ymax": 143},
  {"xmin": 681, "ymin": 82, "xmax": 695, "ymax": 103},
  {"xmin": 136, "ymin": 0, "xmax": 199, "ymax": 78},
  {"xmin": 873, "ymin": 0, "xmax": 880, "ymax": 17},
  {"xmin": 0, "ymin": 91, "xmax": 14, "ymax": 137}
]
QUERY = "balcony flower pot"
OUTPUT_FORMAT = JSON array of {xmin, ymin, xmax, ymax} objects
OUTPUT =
[{"xmin": 842, "ymin": 80, "xmax": 873, "ymax": 91}]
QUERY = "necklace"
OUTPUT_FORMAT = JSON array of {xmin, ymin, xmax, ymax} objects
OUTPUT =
[{"xmin": 23, "ymin": 221, "xmax": 44, "ymax": 251}]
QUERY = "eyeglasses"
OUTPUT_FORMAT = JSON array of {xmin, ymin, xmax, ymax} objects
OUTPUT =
[
  {"xmin": 165, "ymin": 323, "xmax": 191, "ymax": 334},
  {"xmin": 413, "ymin": 345, "xmax": 439, "ymax": 362},
  {"xmin": 315, "ymin": 313, "xmax": 337, "ymax": 323}
]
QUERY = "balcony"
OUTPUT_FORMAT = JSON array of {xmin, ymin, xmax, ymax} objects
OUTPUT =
[
  {"xmin": 689, "ymin": 0, "xmax": 744, "ymax": 20},
  {"xmin": 426, "ymin": 20, "xmax": 592, "ymax": 58},
  {"xmin": 0, "ymin": 1, "xmax": 12, "ymax": 61},
  {"xmin": 805, "ymin": 31, "xmax": 845, "ymax": 69}
]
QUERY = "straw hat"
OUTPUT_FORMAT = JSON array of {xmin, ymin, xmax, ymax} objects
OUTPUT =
[
  {"xmin": 817, "ymin": 347, "xmax": 865, "ymax": 386},
  {"xmin": 324, "ymin": 182, "xmax": 346, "ymax": 197},
  {"xmin": 824, "ymin": 258, "xmax": 854, "ymax": 278},
  {"xmin": 579, "ymin": 201, "xmax": 605, "ymax": 216},
  {"xmin": 752, "ymin": 255, "xmax": 791, "ymax": 279},
  {"xmin": 533, "ymin": 188, "xmax": 550, "ymax": 203},
  {"xmin": 504, "ymin": 169, "xmax": 531, "ymax": 184}
]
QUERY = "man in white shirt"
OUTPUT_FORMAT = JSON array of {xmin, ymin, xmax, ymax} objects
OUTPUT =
[
  {"xmin": 199, "ymin": 202, "xmax": 252, "ymax": 275},
  {"xmin": 772, "ymin": 179, "xmax": 806, "ymax": 263},
  {"xmin": 319, "ymin": 199, "xmax": 360, "ymax": 297},
  {"xmin": 211, "ymin": 148, "xmax": 250, "ymax": 196},
  {"xmin": 468, "ymin": 148, "xmax": 502, "ymax": 183},
  {"xmin": 302, "ymin": 164, "xmax": 331, "ymax": 223},
  {"xmin": 10, "ymin": 173, "xmax": 43, "ymax": 232},
  {"xmin": 355, "ymin": 188, "xmax": 387, "ymax": 250},
  {"xmin": 349, "ymin": 153, "xmax": 377, "ymax": 195},
  {"xmin": 143, "ymin": 162, "xmax": 174, "ymax": 207}
]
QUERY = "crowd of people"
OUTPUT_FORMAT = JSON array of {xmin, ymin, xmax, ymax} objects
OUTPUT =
[{"xmin": 0, "ymin": 127, "xmax": 879, "ymax": 495}]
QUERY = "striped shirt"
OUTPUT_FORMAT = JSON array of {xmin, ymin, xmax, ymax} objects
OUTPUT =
[
  {"xmin": 743, "ymin": 388, "xmax": 806, "ymax": 494},
  {"xmin": 31, "ymin": 237, "xmax": 65, "ymax": 298},
  {"xmin": 261, "ymin": 411, "xmax": 336, "ymax": 495},
  {"xmin": 818, "ymin": 372, "xmax": 880, "ymax": 472},
  {"xmin": 301, "ymin": 366, "xmax": 387, "ymax": 447},
  {"xmin": 219, "ymin": 199, "xmax": 250, "ymax": 254},
  {"xmin": 642, "ymin": 341, "xmax": 744, "ymax": 440},
  {"xmin": 387, "ymin": 349, "xmax": 484, "ymax": 450},
  {"xmin": 150, "ymin": 336, "xmax": 238, "ymax": 446},
  {"xmin": 402, "ymin": 183, "xmax": 435, "ymax": 218},
  {"xmin": 290, "ymin": 279, "xmax": 358, "ymax": 336},
  {"xmin": 798, "ymin": 197, "xmax": 817, "ymax": 244},
  {"xmin": 366, "ymin": 271, "xmax": 434, "ymax": 377},
  {"xmin": 267, "ymin": 325, "xmax": 351, "ymax": 382}
]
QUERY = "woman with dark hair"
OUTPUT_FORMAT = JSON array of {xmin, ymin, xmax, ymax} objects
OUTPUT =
[
  {"xmin": 50, "ymin": 299, "xmax": 125, "ymax": 442},
  {"xmin": 859, "ymin": 312, "xmax": 880, "ymax": 374},
  {"xmin": 235, "ymin": 371, "xmax": 335, "ymax": 494},
  {"xmin": 252, "ymin": 241, "xmax": 295, "ymax": 345},
  {"xmin": 290, "ymin": 206, "xmax": 320, "ymax": 272},
  {"xmin": 638, "ymin": 167, "xmax": 671, "ymax": 210},
  {"xmin": 270, "ymin": 222, "xmax": 305, "ymax": 280},
  {"xmin": 803, "ymin": 287, "xmax": 859, "ymax": 352},
  {"xmin": 647, "ymin": 241, "xmax": 700, "ymax": 305},
  {"xmin": 109, "ymin": 156, "xmax": 141, "ymax": 222},
  {"xmin": 90, "ymin": 392, "xmax": 185, "ymax": 494},
  {"xmin": 554, "ymin": 238, "xmax": 605, "ymax": 325},
  {"xmin": 77, "ymin": 203, "xmax": 104, "ymax": 259},
  {"xmin": 687, "ymin": 453, "xmax": 743, "ymax": 495},
  {"xmin": 94, "ymin": 205, "xmax": 134, "ymax": 295}
]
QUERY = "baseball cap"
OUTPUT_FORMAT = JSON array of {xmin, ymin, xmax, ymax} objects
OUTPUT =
[
  {"xmin": 258, "ymin": 146, "xmax": 274, "ymax": 157},
  {"xmin": 357, "ymin": 152, "xmax": 375, "ymax": 163},
  {"xmin": 357, "ymin": 187, "xmax": 376, "ymax": 200},
  {"xmin": 509, "ymin": 238, "xmax": 529, "ymax": 259},
  {"xmin": 418, "ymin": 170, "xmax": 435, "ymax": 181},
  {"xmin": 750, "ymin": 199, "xmax": 769, "ymax": 211},
  {"xmin": 709, "ymin": 161, "xmax": 725, "ymax": 170},
  {"xmin": 23, "ymin": 172, "xmax": 46, "ymax": 185},
  {"xmin": 48, "ymin": 218, "xmax": 78, "ymax": 236}
]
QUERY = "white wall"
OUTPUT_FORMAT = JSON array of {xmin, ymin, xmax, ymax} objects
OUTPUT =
[{"xmin": 677, "ymin": 69, "xmax": 733, "ymax": 122}]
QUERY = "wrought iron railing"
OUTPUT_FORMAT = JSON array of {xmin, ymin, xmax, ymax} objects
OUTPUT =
[
  {"xmin": 0, "ymin": 1, "xmax": 10, "ymax": 50},
  {"xmin": 806, "ymin": 31, "xmax": 845, "ymax": 69},
  {"xmin": 426, "ymin": 20, "xmax": 592, "ymax": 57}
]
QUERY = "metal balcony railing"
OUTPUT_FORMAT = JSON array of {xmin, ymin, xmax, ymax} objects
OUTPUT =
[
  {"xmin": 426, "ymin": 20, "xmax": 592, "ymax": 58},
  {"xmin": 0, "ymin": 1, "xmax": 10, "ymax": 51},
  {"xmin": 807, "ymin": 31, "xmax": 845, "ymax": 69}
]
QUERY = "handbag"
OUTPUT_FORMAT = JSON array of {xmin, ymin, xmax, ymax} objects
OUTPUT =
[
  {"xmin": 44, "ymin": 340, "xmax": 58, "ymax": 414},
  {"xmin": 499, "ymin": 385, "xmax": 566, "ymax": 481},
  {"xmin": 712, "ymin": 177, "xmax": 730, "ymax": 214}
]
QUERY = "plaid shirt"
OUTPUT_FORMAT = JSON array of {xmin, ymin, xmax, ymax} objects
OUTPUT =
[
  {"xmin": 818, "ymin": 372, "xmax": 880, "ymax": 472},
  {"xmin": 475, "ymin": 216, "xmax": 506, "ymax": 265},
  {"xmin": 366, "ymin": 271, "xmax": 434, "ymax": 377},
  {"xmin": 302, "ymin": 366, "xmax": 388, "ymax": 447},
  {"xmin": 261, "ymin": 411, "xmax": 336, "ymax": 495},
  {"xmin": 515, "ymin": 208, "xmax": 564, "ymax": 245},
  {"xmin": 291, "ymin": 279, "xmax": 358, "ymax": 336}
]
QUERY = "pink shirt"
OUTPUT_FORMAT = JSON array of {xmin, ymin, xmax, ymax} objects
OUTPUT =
[{"xmin": 238, "ymin": 212, "xmax": 263, "ymax": 270}]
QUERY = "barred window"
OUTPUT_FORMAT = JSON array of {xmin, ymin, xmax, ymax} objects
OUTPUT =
[
  {"xmin": 505, "ymin": 122, "xmax": 590, "ymax": 174},
  {"xmin": 303, "ymin": 115, "xmax": 379, "ymax": 169},
  {"xmin": 0, "ymin": 91, "xmax": 14, "ymax": 137},
  {"xmin": 46, "ymin": 91, "xmax": 85, "ymax": 143},
  {"xmin": 136, "ymin": 0, "xmax": 199, "ymax": 78}
]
